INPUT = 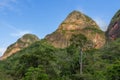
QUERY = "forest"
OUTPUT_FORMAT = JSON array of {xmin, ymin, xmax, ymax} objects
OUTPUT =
[{"xmin": 0, "ymin": 34, "xmax": 120, "ymax": 80}]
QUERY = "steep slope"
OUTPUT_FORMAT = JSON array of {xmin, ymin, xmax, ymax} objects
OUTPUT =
[
  {"xmin": 45, "ymin": 10, "xmax": 105, "ymax": 48},
  {"xmin": 0, "ymin": 34, "xmax": 39, "ymax": 60},
  {"xmin": 106, "ymin": 10, "xmax": 120, "ymax": 41}
]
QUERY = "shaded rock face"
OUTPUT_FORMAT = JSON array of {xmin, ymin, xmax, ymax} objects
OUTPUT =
[
  {"xmin": 106, "ymin": 10, "xmax": 120, "ymax": 41},
  {"xmin": 0, "ymin": 34, "xmax": 39, "ymax": 60},
  {"xmin": 45, "ymin": 10, "xmax": 105, "ymax": 48}
]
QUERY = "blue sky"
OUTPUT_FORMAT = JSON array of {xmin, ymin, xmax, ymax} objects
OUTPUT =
[{"xmin": 0, "ymin": 0, "xmax": 120, "ymax": 56}]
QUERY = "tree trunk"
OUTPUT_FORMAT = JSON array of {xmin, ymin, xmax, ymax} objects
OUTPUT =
[{"xmin": 80, "ymin": 50, "xmax": 83, "ymax": 74}]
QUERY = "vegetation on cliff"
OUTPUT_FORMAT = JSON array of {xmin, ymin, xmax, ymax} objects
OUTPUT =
[
  {"xmin": 45, "ymin": 10, "xmax": 105, "ymax": 49},
  {"xmin": 0, "ymin": 36, "xmax": 120, "ymax": 80},
  {"xmin": 0, "ymin": 10, "xmax": 120, "ymax": 80},
  {"xmin": 0, "ymin": 34, "xmax": 39, "ymax": 60}
]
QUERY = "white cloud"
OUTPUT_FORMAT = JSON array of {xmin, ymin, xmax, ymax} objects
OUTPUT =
[
  {"xmin": 0, "ymin": 0, "xmax": 23, "ymax": 15},
  {"xmin": 94, "ymin": 17, "xmax": 107, "ymax": 31},
  {"xmin": 0, "ymin": 21, "xmax": 32, "ymax": 37},
  {"xmin": 0, "ymin": 0, "xmax": 17, "ymax": 9},
  {"xmin": 11, "ymin": 30, "xmax": 31, "ymax": 37},
  {"xmin": 0, "ymin": 0, "xmax": 32, "ymax": 15},
  {"xmin": 0, "ymin": 48, "xmax": 6, "ymax": 56}
]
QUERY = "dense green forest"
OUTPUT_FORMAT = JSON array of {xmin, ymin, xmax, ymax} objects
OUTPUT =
[{"xmin": 0, "ymin": 34, "xmax": 120, "ymax": 80}]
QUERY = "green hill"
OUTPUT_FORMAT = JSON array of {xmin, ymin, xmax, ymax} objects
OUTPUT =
[{"xmin": 0, "ymin": 10, "xmax": 120, "ymax": 80}]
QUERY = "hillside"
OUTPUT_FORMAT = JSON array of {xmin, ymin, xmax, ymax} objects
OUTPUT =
[
  {"xmin": 45, "ymin": 10, "xmax": 105, "ymax": 49},
  {"xmin": 0, "ymin": 11, "xmax": 105, "ymax": 61},
  {"xmin": 0, "ymin": 39, "xmax": 120, "ymax": 80},
  {"xmin": 0, "ymin": 10, "xmax": 120, "ymax": 80},
  {"xmin": 0, "ymin": 34, "xmax": 39, "ymax": 60},
  {"xmin": 106, "ymin": 10, "xmax": 120, "ymax": 41}
]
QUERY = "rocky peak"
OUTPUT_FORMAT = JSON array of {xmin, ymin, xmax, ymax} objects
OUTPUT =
[
  {"xmin": 46, "ymin": 10, "xmax": 105, "ymax": 48},
  {"xmin": 18, "ymin": 34, "xmax": 39, "ymax": 44},
  {"xmin": 57, "ymin": 10, "xmax": 99, "ymax": 31},
  {"xmin": 0, "ymin": 34, "xmax": 39, "ymax": 60},
  {"xmin": 106, "ymin": 10, "xmax": 120, "ymax": 41},
  {"xmin": 64, "ymin": 10, "xmax": 84, "ymax": 22}
]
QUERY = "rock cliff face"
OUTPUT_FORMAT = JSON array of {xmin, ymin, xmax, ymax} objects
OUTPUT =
[
  {"xmin": 106, "ymin": 10, "xmax": 120, "ymax": 41},
  {"xmin": 0, "ymin": 34, "xmax": 39, "ymax": 60},
  {"xmin": 0, "ymin": 10, "xmax": 106, "ymax": 60},
  {"xmin": 45, "ymin": 10, "xmax": 105, "ymax": 48}
]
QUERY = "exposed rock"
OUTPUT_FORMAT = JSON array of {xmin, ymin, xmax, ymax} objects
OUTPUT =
[
  {"xmin": 106, "ymin": 10, "xmax": 120, "ymax": 41},
  {"xmin": 45, "ymin": 10, "xmax": 105, "ymax": 48},
  {"xmin": 0, "ymin": 34, "xmax": 39, "ymax": 60}
]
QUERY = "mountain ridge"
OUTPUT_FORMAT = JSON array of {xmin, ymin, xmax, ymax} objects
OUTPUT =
[
  {"xmin": 1, "ymin": 10, "xmax": 106, "ymax": 60},
  {"xmin": 0, "ymin": 10, "xmax": 120, "ymax": 80},
  {"xmin": 106, "ymin": 9, "xmax": 120, "ymax": 41},
  {"xmin": 0, "ymin": 34, "xmax": 39, "ymax": 60},
  {"xmin": 45, "ymin": 10, "xmax": 105, "ymax": 48}
]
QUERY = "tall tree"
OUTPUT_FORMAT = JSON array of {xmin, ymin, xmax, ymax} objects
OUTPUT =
[{"xmin": 70, "ymin": 34, "xmax": 88, "ymax": 74}]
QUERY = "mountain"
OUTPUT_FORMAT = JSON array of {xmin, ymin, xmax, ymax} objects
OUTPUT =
[
  {"xmin": 0, "ymin": 34, "xmax": 39, "ymax": 60},
  {"xmin": 45, "ymin": 10, "xmax": 105, "ymax": 48},
  {"xmin": 106, "ymin": 10, "xmax": 120, "ymax": 41},
  {"xmin": 0, "ymin": 10, "xmax": 120, "ymax": 80},
  {"xmin": 0, "ymin": 10, "xmax": 106, "ymax": 60}
]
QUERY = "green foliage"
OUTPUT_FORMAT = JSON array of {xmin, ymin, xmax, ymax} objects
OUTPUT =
[
  {"xmin": 100, "ymin": 38, "xmax": 120, "ymax": 63},
  {"xmin": 0, "ymin": 38, "xmax": 120, "ymax": 80},
  {"xmin": 83, "ymin": 27, "xmax": 103, "ymax": 34},
  {"xmin": 62, "ymin": 30, "xmax": 66, "ymax": 34},
  {"xmin": 111, "ymin": 10, "xmax": 120, "ymax": 23},
  {"xmin": 106, "ymin": 61, "xmax": 120, "ymax": 80},
  {"xmin": 70, "ymin": 33, "xmax": 87, "ymax": 49},
  {"xmin": 71, "ymin": 74, "xmax": 93, "ymax": 80},
  {"xmin": 0, "ymin": 40, "xmax": 58, "ymax": 80},
  {"xmin": 0, "ymin": 71, "xmax": 13, "ymax": 80},
  {"xmin": 23, "ymin": 65, "xmax": 48, "ymax": 80}
]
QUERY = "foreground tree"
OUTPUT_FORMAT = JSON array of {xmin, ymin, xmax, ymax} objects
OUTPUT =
[
  {"xmin": 70, "ymin": 34, "xmax": 92, "ymax": 74},
  {"xmin": 106, "ymin": 61, "xmax": 120, "ymax": 80},
  {"xmin": 23, "ymin": 65, "xmax": 49, "ymax": 80}
]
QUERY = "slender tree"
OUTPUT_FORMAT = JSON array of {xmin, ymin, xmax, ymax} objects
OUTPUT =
[{"xmin": 70, "ymin": 34, "xmax": 88, "ymax": 74}]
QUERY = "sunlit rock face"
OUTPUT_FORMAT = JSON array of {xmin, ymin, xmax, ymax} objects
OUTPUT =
[
  {"xmin": 106, "ymin": 10, "xmax": 120, "ymax": 41},
  {"xmin": 0, "ymin": 34, "xmax": 39, "ymax": 60},
  {"xmin": 45, "ymin": 10, "xmax": 105, "ymax": 49}
]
